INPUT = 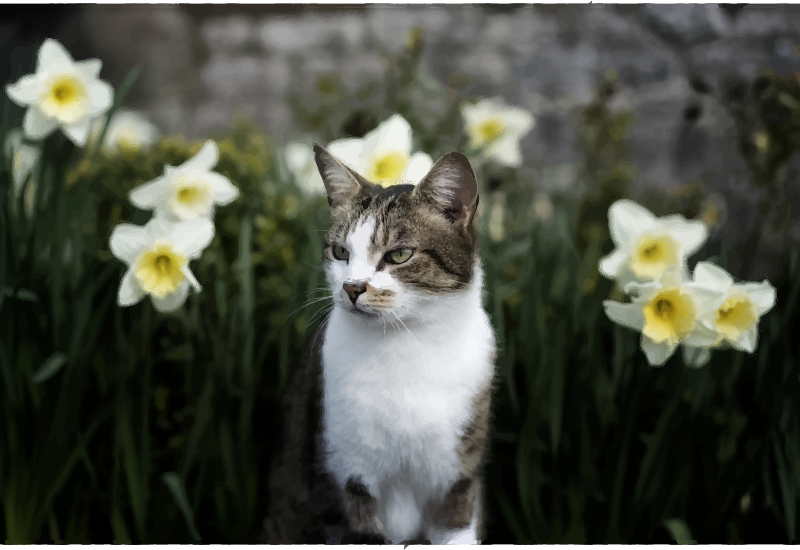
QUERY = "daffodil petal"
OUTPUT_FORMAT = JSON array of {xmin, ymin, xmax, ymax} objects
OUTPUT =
[
  {"xmin": 118, "ymin": 269, "xmax": 146, "ymax": 307},
  {"xmin": 74, "ymin": 58, "xmax": 102, "ymax": 81},
  {"xmin": 404, "ymin": 152, "xmax": 434, "ymax": 185},
  {"xmin": 661, "ymin": 215, "xmax": 708, "ymax": 256},
  {"xmin": 36, "ymin": 39, "xmax": 74, "ymax": 72},
  {"xmin": 365, "ymin": 114, "xmax": 412, "ymax": 157},
  {"xmin": 87, "ymin": 81, "xmax": 114, "ymax": 116},
  {"xmin": 505, "ymin": 108, "xmax": 535, "ymax": 137},
  {"xmin": 623, "ymin": 280, "xmax": 659, "ymax": 300},
  {"xmin": 487, "ymin": 136, "xmax": 522, "ymax": 167},
  {"xmin": 180, "ymin": 139, "xmax": 219, "ymax": 172},
  {"xmin": 682, "ymin": 345, "xmax": 711, "ymax": 368},
  {"xmin": 6, "ymin": 74, "xmax": 45, "ymax": 105},
  {"xmin": 129, "ymin": 176, "xmax": 168, "ymax": 210},
  {"xmin": 598, "ymin": 249, "xmax": 628, "ymax": 280},
  {"xmin": 170, "ymin": 217, "xmax": 215, "ymax": 259},
  {"xmin": 205, "ymin": 172, "xmax": 240, "ymax": 205},
  {"xmin": 641, "ymin": 336, "xmax": 677, "ymax": 367},
  {"xmin": 603, "ymin": 300, "xmax": 645, "ymax": 331},
  {"xmin": 182, "ymin": 266, "xmax": 202, "ymax": 292},
  {"xmin": 608, "ymin": 199, "xmax": 658, "ymax": 247},
  {"xmin": 739, "ymin": 281, "xmax": 777, "ymax": 315},
  {"xmin": 23, "ymin": 108, "xmax": 57, "ymax": 140},
  {"xmin": 110, "ymin": 223, "xmax": 149, "ymax": 265},
  {"xmin": 150, "ymin": 281, "xmax": 190, "ymax": 313},
  {"xmin": 62, "ymin": 122, "xmax": 90, "ymax": 147},
  {"xmin": 684, "ymin": 319, "xmax": 719, "ymax": 348},
  {"xmin": 726, "ymin": 325, "xmax": 758, "ymax": 354},
  {"xmin": 327, "ymin": 138, "xmax": 366, "ymax": 172},
  {"xmin": 692, "ymin": 261, "xmax": 733, "ymax": 290}
]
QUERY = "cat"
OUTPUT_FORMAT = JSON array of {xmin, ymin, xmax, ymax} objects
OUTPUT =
[{"xmin": 259, "ymin": 145, "xmax": 497, "ymax": 544}]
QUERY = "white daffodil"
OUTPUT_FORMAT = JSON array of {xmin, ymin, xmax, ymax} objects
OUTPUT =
[
  {"xmin": 460, "ymin": 97, "xmax": 534, "ymax": 168},
  {"xmin": 599, "ymin": 199, "xmax": 708, "ymax": 289},
  {"xmin": 4, "ymin": 129, "xmax": 42, "ymax": 218},
  {"xmin": 684, "ymin": 261, "xmax": 777, "ymax": 354},
  {"xmin": 326, "ymin": 114, "xmax": 434, "ymax": 187},
  {"xmin": 90, "ymin": 109, "xmax": 159, "ymax": 156},
  {"xmin": 284, "ymin": 141, "xmax": 325, "ymax": 197},
  {"xmin": 604, "ymin": 270, "xmax": 724, "ymax": 367},
  {"xmin": 5, "ymin": 39, "xmax": 114, "ymax": 147},
  {"xmin": 129, "ymin": 140, "xmax": 240, "ymax": 221},
  {"xmin": 109, "ymin": 215, "xmax": 214, "ymax": 313}
]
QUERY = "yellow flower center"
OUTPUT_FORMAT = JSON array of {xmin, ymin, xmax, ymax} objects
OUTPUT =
[
  {"xmin": 42, "ymin": 75, "xmax": 86, "ymax": 123},
  {"xmin": 642, "ymin": 287, "xmax": 697, "ymax": 346},
  {"xmin": 715, "ymin": 294, "xmax": 758, "ymax": 341},
  {"xmin": 51, "ymin": 79, "xmax": 79, "ymax": 106},
  {"xmin": 367, "ymin": 151, "xmax": 408, "ymax": 187},
  {"xmin": 134, "ymin": 244, "xmax": 187, "ymax": 299},
  {"xmin": 630, "ymin": 234, "xmax": 679, "ymax": 280},
  {"xmin": 473, "ymin": 116, "xmax": 507, "ymax": 146},
  {"xmin": 176, "ymin": 185, "xmax": 200, "ymax": 205}
]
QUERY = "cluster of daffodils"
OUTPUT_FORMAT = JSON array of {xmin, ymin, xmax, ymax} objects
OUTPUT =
[
  {"xmin": 110, "ymin": 140, "xmax": 239, "ymax": 313},
  {"xmin": 599, "ymin": 200, "xmax": 775, "ymax": 368},
  {"xmin": 600, "ymin": 200, "xmax": 777, "ymax": 368},
  {"xmin": 283, "ymin": 98, "xmax": 534, "ymax": 194}
]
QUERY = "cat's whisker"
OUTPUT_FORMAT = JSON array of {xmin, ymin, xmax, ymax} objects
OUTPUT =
[
  {"xmin": 307, "ymin": 303, "xmax": 335, "ymax": 328},
  {"xmin": 301, "ymin": 261, "xmax": 327, "ymax": 273},
  {"xmin": 391, "ymin": 310, "xmax": 420, "ymax": 345},
  {"xmin": 286, "ymin": 296, "xmax": 333, "ymax": 322},
  {"xmin": 299, "ymin": 287, "xmax": 332, "ymax": 299}
]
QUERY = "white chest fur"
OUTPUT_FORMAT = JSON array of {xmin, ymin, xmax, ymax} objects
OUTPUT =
[{"xmin": 320, "ymin": 280, "xmax": 494, "ymax": 541}]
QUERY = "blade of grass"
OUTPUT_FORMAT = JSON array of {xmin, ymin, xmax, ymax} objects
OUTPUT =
[
  {"xmin": 608, "ymin": 367, "xmax": 647, "ymax": 542},
  {"xmin": 663, "ymin": 518, "xmax": 697, "ymax": 544},
  {"xmin": 95, "ymin": 64, "xmax": 142, "ymax": 152},
  {"xmin": 30, "ymin": 352, "xmax": 67, "ymax": 384},
  {"xmin": 162, "ymin": 472, "xmax": 202, "ymax": 542},
  {"xmin": 771, "ymin": 430, "xmax": 796, "ymax": 542},
  {"xmin": 118, "ymin": 403, "xmax": 147, "ymax": 542},
  {"xmin": 634, "ymin": 392, "xmax": 680, "ymax": 503},
  {"xmin": 496, "ymin": 489, "xmax": 533, "ymax": 543}
]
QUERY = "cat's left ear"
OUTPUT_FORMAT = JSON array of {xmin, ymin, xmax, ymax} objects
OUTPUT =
[
  {"xmin": 314, "ymin": 144, "xmax": 376, "ymax": 221},
  {"xmin": 414, "ymin": 152, "xmax": 479, "ymax": 225}
]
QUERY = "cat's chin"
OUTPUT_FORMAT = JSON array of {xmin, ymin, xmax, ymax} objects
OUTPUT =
[{"xmin": 344, "ymin": 303, "xmax": 381, "ymax": 319}]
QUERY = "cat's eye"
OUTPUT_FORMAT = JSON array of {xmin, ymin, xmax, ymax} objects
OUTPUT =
[
  {"xmin": 385, "ymin": 248, "xmax": 413, "ymax": 265},
  {"xmin": 332, "ymin": 245, "xmax": 350, "ymax": 261}
]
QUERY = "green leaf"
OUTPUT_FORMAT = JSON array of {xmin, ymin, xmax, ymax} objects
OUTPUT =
[
  {"xmin": 96, "ymin": 64, "xmax": 142, "ymax": 152},
  {"xmin": 496, "ymin": 489, "xmax": 533, "ymax": 543},
  {"xmin": 30, "ymin": 352, "xmax": 68, "ymax": 384},
  {"xmin": 634, "ymin": 393, "xmax": 680, "ymax": 503},
  {"xmin": 663, "ymin": 518, "xmax": 697, "ymax": 544},
  {"xmin": 118, "ymin": 406, "xmax": 147, "ymax": 542},
  {"xmin": 771, "ymin": 430, "xmax": 797, "ymax": 542},
  {"xmin": 162, "ymin": 472, "xmax": 202, "ymax": 542},
  {"xmin": 111, "ymin": 505, "xmax": 132, "ymax": 544},
  {"xmin": 0, "ymin": 341, "xmax": 17, "ymax": 406}
]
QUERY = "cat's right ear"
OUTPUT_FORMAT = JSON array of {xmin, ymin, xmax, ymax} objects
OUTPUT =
[{"xmin": 314, "ymin": 145, "xmax": 374, "ymax": 220}]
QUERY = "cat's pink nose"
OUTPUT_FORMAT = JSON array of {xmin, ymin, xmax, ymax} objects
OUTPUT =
[{"xmin": 343, "ymin": 282, "xmax": 367, "ymax": 304}]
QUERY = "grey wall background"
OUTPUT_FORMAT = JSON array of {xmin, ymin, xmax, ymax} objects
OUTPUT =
[{"xmin": 4, "ymin": 4, "xmax": 800, "ymax": 276}]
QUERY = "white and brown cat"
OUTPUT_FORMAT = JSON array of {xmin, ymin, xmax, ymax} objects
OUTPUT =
[{"xmin": 260, "ymin": 145, "xmax": 496, "ymax": 544}]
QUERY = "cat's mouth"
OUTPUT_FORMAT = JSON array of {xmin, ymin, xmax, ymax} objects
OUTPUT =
[{"xmin": 349, "ymin": 303, "xmax": 380, "ymax": 318}]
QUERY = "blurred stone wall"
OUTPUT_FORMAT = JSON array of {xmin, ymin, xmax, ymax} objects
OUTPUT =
[{"xmin": 7, "ymin": 4, "xmax": 800, "ymax": 277}]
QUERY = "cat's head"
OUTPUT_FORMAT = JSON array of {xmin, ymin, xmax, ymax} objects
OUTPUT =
[{"xmin": 314, "ymin": 144, "xmax": 480, "ymax": 323}]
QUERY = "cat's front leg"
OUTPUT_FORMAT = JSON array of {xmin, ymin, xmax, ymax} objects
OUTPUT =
[
  {"xmin": 340, "ymin": 476, "xmax": 387, "ymax": 542},
  {"xmin": 426, "ymin": 477, "xmax": 483, "ymax": 545}
]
